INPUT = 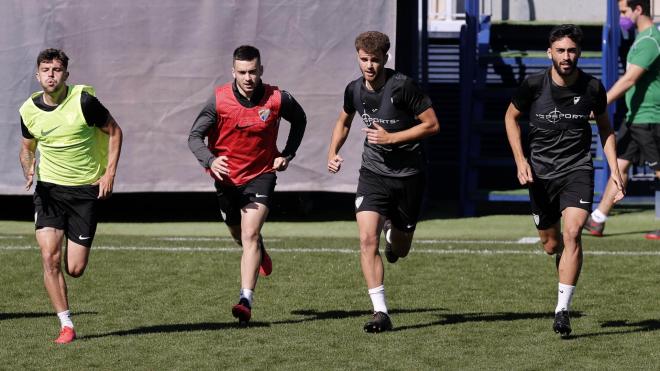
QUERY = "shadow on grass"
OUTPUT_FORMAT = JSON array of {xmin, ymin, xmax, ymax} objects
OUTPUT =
[
  {"xmin": 274, "ymin": 307, "xmax": 446, "ymax": 325},
  {"xmin": 79, "ymin": 321, "xmax": 270, "ymax": 340},
  {"xmin": 567, "ymin": 318, "xmax": 660, "ymax": 340},
  {"xmin": 79, "ymin": 308, "xmax": 443, "ymax": 339},
  {"xmin": 0, "ymin": 311, "xmax": 97, "ymax": 321},
  {"xmin": 392, "ymin": 311, "xmax": 583, "ymax": 332}
]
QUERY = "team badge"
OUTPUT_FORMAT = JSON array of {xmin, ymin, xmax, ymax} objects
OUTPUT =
[
  {"xmin": 355, "ymin": 196, "xmax": 364, "ymax": 209},
  {"xmin": 573, "ymin": 96, "xmax": 581, "ymax": 105},
  {"xmin": 532, "ymin": 213, "xmax": 540, "ymax": 226},
  {"xmin": 259, "ymin": 108, "xmax": 271, "ymax": 121}
]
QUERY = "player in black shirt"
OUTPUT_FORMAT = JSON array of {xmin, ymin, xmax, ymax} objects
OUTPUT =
[
  {"xmin": 505, "ymin": 25, "xmax": 624, "ymax": 337},
  {"xmin": 327, "ymin": 31, "xmax": 439, "ymax": 333}
]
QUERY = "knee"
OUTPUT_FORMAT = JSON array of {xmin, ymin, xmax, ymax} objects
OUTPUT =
[
  {"xmin": 240, "ymin": 230, "xmax": 260, "ymax": 248},
  {"xmin": 66, "ymin": 265, "xmax": 86, "ymax": 278},
  {"xmin": 563, "ymin": 226, "xmax": 582, "ymax": 243},
  {"xmin": 359, "ymin": 233, "xmax": 379, "ymax": 253},
  {"xmin": 41, "ymin": 253, "xmax": 62, "ymax": 275},
  {"xmin": 540, "ymin": 237, "xmax": 561, "ymax": 255}
]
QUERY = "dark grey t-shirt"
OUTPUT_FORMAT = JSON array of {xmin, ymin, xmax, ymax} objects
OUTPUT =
[
  {"xmin": 343, "ymin": 69, "xmax": 433, "ymax": 177},
  {"xmin": 512, "ymin": 68, "xmax": 607, "ymax": 179}
]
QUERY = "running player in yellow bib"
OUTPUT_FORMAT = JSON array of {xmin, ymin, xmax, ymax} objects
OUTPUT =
[{"xmin": 19, "ymin": 49, "xmax": 123, "ymax": 344}]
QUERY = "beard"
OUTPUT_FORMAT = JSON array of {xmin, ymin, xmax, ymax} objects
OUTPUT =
[{"xmin": 552, "ymin": 58, "xmax": 578, "ymax": 77}]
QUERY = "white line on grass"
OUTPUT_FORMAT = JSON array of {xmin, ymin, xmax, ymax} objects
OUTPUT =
[
  {"xmin": 0, "ymin": 236, "xmax": 539, "ymax": 244},
  {"xmin": 416, "ymin": 237, "xmax": 541, "ymax": 244},
  {"xmin": 158, "ymin": 237, "xmax": 282, "ymax": 242},
  {"xmin": 2, "ymin": 245, "xmax": 660, "ymax": 256},
  {"xmin": 159, "ymin": 237, "xmax": 541, "ymax": 244}
]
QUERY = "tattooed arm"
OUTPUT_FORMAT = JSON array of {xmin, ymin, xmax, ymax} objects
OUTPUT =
[{"xmin": 20, "ymin": 138, "xmax": 36, "ymax": 191}]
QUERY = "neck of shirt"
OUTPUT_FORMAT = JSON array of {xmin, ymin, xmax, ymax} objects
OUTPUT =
[
  {"xmin": 232, "ymin": 81, "xmax": 265, "ymax": 108},
  {"xmin": 549, "ymin": 68, "xmax": 579, "ymax": 88}
]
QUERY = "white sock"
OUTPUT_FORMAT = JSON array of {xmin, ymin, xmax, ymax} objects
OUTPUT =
[
  {"xmin": 368, "ymin": 285, "xmax": 388, "ymax": 314},
  {"xmin": 591, "ymin": 209, "xmax": 607, "ymax": 223},
  {"xmin": 57, "ymin": 310, "xmax": 73, "ymax": 329},
  {"xmin": 239, "ymin": 288, "xmax": 254, "ymax": 307},
  {"xmin": 555, "ymin": 283, "xmax": 575, "ymax": 313}
]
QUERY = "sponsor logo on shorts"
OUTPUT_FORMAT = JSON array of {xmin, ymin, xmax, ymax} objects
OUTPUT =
[
  {"xmin": 579, "ymin": 199, "xmax": 591, "ymax": 204},
  {"xmin": 78, "ymin": 235, "xmax": 91, "ymax": 240},
  {"xmin": 532, "ymin": 213, "xmax": 540, "ymax": 226},
  {"xmin": 255, "ymin": 193, "xmax": 268, "ymax": 198}
]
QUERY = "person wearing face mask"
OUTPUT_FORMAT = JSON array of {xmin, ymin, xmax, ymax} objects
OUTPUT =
[{"xmin": 584, "ymin": 0, "xmax": 660, "ymax": 239}]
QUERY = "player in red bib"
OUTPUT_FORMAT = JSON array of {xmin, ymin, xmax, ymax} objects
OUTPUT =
[{"xmin": 188, "ymin": 45, "xmax": 306, "ymax": 324}]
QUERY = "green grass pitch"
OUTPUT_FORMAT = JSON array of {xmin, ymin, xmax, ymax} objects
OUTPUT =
[{"xmin": 1, "ymin": 211, "xmax": 659, "ymax": 369}]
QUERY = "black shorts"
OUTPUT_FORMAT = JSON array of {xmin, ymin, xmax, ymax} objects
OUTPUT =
[
  {"xmin": 34, "ymin": 181, "xmax": 100, "ymax": 248},
  {"xmin": 616, "ymin": 121, "xmax": 660, "ymax": 170},
  {"xmin": 214, "ymin": 172, "xmax": 277, "ymax": 226},
  {"xmin": 355, "ymin": 167, "xmax": 425, "ymax": 233},
  {"xmin": 528, "ymin": 169, "xmax": 594, "ymax": 230}
]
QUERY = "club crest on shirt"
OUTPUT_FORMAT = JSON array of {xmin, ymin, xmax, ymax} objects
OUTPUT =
[
  {"xmin": 573, "ymin": 96, "xmax": 581, "ymax": 105},
  {"xmin": 258, "ymin": 108, "xmax": 271, "ymax": 121}
]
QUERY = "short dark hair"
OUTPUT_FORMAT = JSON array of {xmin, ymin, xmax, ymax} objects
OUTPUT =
[
  {"xmin": 548, "ymin": 24, "xmax": 583, "ymax": 48},
  {"xmin": 625, "ymin": 0, "xmax": 651, "ymax": 16},
  {"xmin": 355, "ymin": 31, "xmax": 390, "ymax": 55},
  {"xmin": 37, "ymin": 48, "xmax": 69, "ymax": 69},
  {"xmin": 233, "ymin": 45, "xmax": 261, "ymax": 63}
]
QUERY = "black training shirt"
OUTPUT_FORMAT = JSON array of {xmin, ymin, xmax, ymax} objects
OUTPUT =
[
  {"xmin": 344, "ymin": 68, "xmax": 433, "ymax": 177},
  {"xmin": 512, "ymin": 68, "xmax": 607, "ymax": 179}
]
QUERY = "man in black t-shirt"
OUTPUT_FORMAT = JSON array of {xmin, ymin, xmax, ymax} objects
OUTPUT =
[
  {"xmin": 327, "ymin": 31, "xmax": 439, "ymax": 333},
  {"xmin": 505, "ymin": 25, "xmax": 624, "ymax": 338}
]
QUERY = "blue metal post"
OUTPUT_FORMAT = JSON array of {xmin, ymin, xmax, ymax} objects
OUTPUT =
[
  {"xmin": 419, "ymin": 0, "xmax": 429, "ymax": 87},
  {"xmin": 459, "ymin": 0, "xmax": 479, "ymax": 216},
  {"xmin": 596, "ymin": 0, "xmax": 621, "ymax": 202}
]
